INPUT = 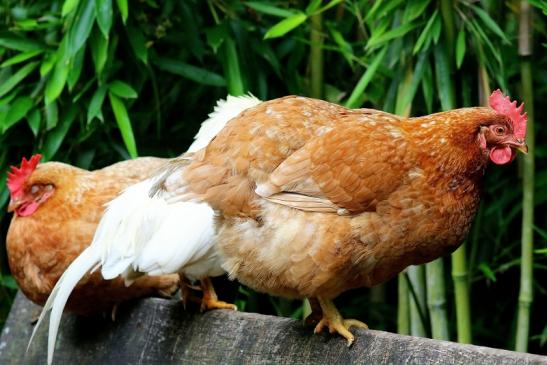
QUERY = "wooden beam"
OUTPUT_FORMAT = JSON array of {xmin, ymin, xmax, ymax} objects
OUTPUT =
[{"xmin": 1, "ymin": 292, "xmax": 546, "ymax": 364}]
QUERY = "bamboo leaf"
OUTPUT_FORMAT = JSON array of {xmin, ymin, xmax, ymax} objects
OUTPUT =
[
  {"xmin": 0, "ymin": 50, "xmax": 44, "ymax": 68},
  {"xmin": 90, "ymin": 28, "xmax": 108, "ymax": 76},
  {"xmin": 0, "ymin": 61, "xmax": 39, "ymax": 98},
  {"xmin": 108, "ymin": 80, "xmax": 137, "ymax": 99},
  {"xmin": 45, "ymin": 59, "xmax": 69, "ymax": 105},
  {"xmin": 155, "ymin": 57, "xmax": 226, "ymax": 87},
  {"xmin": 67, "ymin": 1, "xmax": 96, "ymax": 56},
  {"xmin": 40, "ymin": 52, "xmax": 57, "ymax": 77},
  {"xmin": 1, "ymin": 96, "xmax": 34, "ymax": 133},
  {"xmin": 62, "ymin": 0, "xmax": 80, "ymax": 16},
  {"xmin": 403, "ymin": 0, "xmax": 431, "ymax": 23},
  {"xmin": 0, "ymin": 33, "xmax": 44, "ymax": 52},
  {"xmin": 244, "ymin": 2, "xmax": 296, "ymax": 18},
  {"xmin": 95, "ymin": 0, "xmax": 113, "ymax": 38},
  {"xmin": 433, "ymin": 43, "xmax": 455, "ymax": 110},
  {"xmin": 365, "ymin": 0, "xmax": 404, "ymax": 22},
  {"xmin": 470, "ymin": 5, "xmax": 510, "ymax": 44},
  {"xmin": 109, "ymin": 93, "xmax": 137, "ymax": 158},
  {"xmin": 67, "ymin": 47, "xmax": 85, "ymax": 90},
  {"xmin": 264, "ymin": 13, "xmax": 307, "ymax": 39},
  {"xmin": 126, "ymin": 25, "xmax": 148, "ymax": 64},
  {"xmin": 306, "ymin": 0, "xmax": 322, "ymax": 14},
  {"xmin": 367, "ymin": 22, "xmax": 418, "ymax": 49},
  {"xmin": 345, "ymin": 47, "xmax": 387, "ymax": 108},
  {"xmin": 27, "ymin": 108, "xmax": 41, "ymax": 136},
  {"xmin": 45, "ymin": 100, "xmax": 58, "ymax": 130},
  {"xmin": 455, "ymin": 30, "xmax": 466, "ymax": 69},
  {"xmin": 42, "ymin": 105, "xmax": 78, "ymax": 160},
  {"xmin": 314, "ymin": 0, "xmax": 344, "ymax": 14},
  {"xmin": 116, "ymin": 0, "xmax": 128, "ymax": 24},
  {"xmin": 413, "ymin": 10, "xmax": 438, "ymax": 54},
  {"xmin": 87, "ymin": 85, "xmax": 107, "ymax": 123}
]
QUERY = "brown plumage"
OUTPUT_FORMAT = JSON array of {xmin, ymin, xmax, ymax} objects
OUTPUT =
[
  {"xmin": 6, "ymin": 157, "xmax": 180, "ymax": 314},
  {"xmin": 158, "ymin": 93, "xmax": 527, "ymax": 343}
]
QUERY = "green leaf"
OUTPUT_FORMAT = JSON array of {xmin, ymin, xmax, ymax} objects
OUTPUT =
[
  {"xmin": 403, "ymin": 0, "xmax": 431, "ymax": 23},
  {"xmin": 345, "ymin": 47, "xmax": 387, "ymax": 108},
  {"xmin": 314, "ymin": 0, "xmax": 344, "ymax": 15},
  {"xmin": 90, "ymin": 28, "xmax": 108, "ymax": 76},
  {"xmin": 0, "ymin": 61, "xmax": 39, "ymax": 98},
  {"xmin": 0, "ymin": 50, "xmax": 44, "ymax": 68},
  {"xmin": 67, "ymin": 46, "xmax": 85, "ymax": 90},
  {"xmin": 264, "ymin": 13, "xmax": 307, "ymax": 39},
  {"xmin": 413, "ymin": 10, "xmax": 438, "ymax": 54},
  {"xmin": 365, "ymin": 0, "xmax": 404, "ymax": 22},
  {"xmin": 455, "ymin": 30, "xmax": 466, "ymax": 69},
  {"xmin": 328, "ymin": 25, "xmax": 354, "ymax": 67},
  {"xmin": 67, "ymin": 1, "xmax": 96, "ymax": 56},
  {"xmin": 1, "ymin": 96, "xmax": 33, "ymax": 133},
  {"xmin": 109, "ymin": 93, "xmax": 137, "ymax": 158},
  {"xmin": 155, "ymin": 58, "xmax": 226, "ymax": 87},
  {"xmin": 95, "ymin": 0, "xmax": 113, "ymax": 38},
  {"xmin": 45, "ymin": 100, "xmax": 59, "ymax": 130},
  {"xmin": 0, "ymin": 275, "xmax": 18, "ymax": 290},
  {"xmin": 470, "ymin": 5, "xmax": 510, "ymax": 44},
  {"xmin": 45, "ymin": 58, "xmax": 69, "ymax": 104},
  {"xmin": 62, "ymin": 0, "xmax": 80, "ymax": 16},
  {"xmin": 108, "ymin": 80, "xmax": 137, "ymax": 98},
  {"xmin": 0, "ymin": 33, "xmax": 44, "ymax": 52},
  {"xmin": 305, "ymin": 0, "xmax": 322, "ymax": 14},
  {"xmin": 116, "ymin": 0, "xmax": 128, "ymax": 24},
  {"xmin": 126, "ymin": 25, "xmax": 148, "ymax": 64},
  {"xmin": 220, "ymin": 38, "xmax": 245, "ymax": 96},
  {"xmin": 421, "ymin": 60, "xmax": 433, "ymax": 113},
  {"xmin": 27, "ymin": 108, "xmax": 41, "ymax": 136},
  {"xmin": 42, "ymin": 105, "xmax": 77, "ymax": 160},
  {"xmin": 367, "ymin": 22, "xmax": 418, "ymax": 49},
  {"xmin": 433, "ymin": 43, "xmax": 455, "ymax": 110},
  {"xmin": 88, "ymin": 85, "xmax": 107, "ymax": 123},
  {"xmin": 40, "ymin": 52, "xmax": 57, "ymax": 77},
  {"xmin": 478, "ymin": 262, "xmax": 497, "ymax": 282},
  {"xmin": 205, "ymin": 25, "xmax": 226, "ymax": 54},
  {"xmin": 244, "ymin": 2, "xmax": 296, "ymax": 18}
]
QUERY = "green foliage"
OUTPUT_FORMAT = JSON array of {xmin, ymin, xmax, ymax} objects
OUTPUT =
[{"xmin": 0, "ymin": 0, "xmax": 545, "ymax": 354}]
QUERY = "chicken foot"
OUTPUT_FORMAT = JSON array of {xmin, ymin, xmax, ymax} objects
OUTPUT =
[
  {"xmin": 200, "ymin": 277, "xmax": 237, "ymax": 312},
  {"xmin": 313, "ymin": 297, "xmax": 368, "ymax": 346}
]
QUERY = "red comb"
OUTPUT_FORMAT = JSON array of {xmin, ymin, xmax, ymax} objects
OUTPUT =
[
  {"xmin": 488, "ymin": 89, "xmax": 527, "ymax": 139},
  {"xmin": 6, "ymin": 154, "xmax": 42, "ymax": 198}
]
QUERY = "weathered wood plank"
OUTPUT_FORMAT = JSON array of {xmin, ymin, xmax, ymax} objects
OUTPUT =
[{"xmin": 1, "ymin": 291, "xmax": 546, "ymax": 365}]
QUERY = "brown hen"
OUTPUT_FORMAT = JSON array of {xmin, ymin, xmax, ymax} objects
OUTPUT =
[
  {"xmin": 6, "ymin": 156, "xmax": 180, "ymax": 314},
  {"xmin": 158, "ymin": 90, "xmax": 527, "ymax": 344}
]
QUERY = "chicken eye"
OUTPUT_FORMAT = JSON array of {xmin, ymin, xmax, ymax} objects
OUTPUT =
[
  {"xmin": 494, "ymin": 126, "xmax": 506, "ymax": 136},
  {"xmin": 44, "ymin": 184, "xmax": 53, "ymax": 191},
  {"xmin": 30, "ymin": 185, "xmax": 39, "ymax": 194}
]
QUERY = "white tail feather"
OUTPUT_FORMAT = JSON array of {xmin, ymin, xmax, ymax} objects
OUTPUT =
[
  {"xmin": 188, "ymin": 93, "xmax": 262, "ymax": 152},
  {"xmin": 27, "ymin": 246, "xmax": 100, "ymax": 364}
]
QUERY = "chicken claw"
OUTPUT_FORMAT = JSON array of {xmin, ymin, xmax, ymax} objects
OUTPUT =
[
  {"xmin": 200, "ymin": 277, "xmax": 237, "ymax": 312},
  {"xmin": 313, "ymin": 297, "xmax": 368, "ymax": 346}
]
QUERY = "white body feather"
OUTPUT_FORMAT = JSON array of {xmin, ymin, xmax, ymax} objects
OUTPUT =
[{"xmin": 29, "ymin": 94, "xmax": 262, "ymax": 364}]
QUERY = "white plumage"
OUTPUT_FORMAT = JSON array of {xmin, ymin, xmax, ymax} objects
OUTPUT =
[
  {"xmin": 29, "ymin": 94, "xmax": 262, "ymax": 365},
  {"xmin": 188, "ymin": 93, "xmax": 262, "ymax": 152}
]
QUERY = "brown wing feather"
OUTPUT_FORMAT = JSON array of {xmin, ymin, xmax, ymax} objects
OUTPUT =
[{"xmin": 257, "ymin": 122, "xmax": 410, "ymax": 214}]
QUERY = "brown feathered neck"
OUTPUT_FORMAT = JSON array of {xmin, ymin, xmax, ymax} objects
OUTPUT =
[{"xmin": 402, "ymin": 107, "xmax": 504, "ymax": 182}]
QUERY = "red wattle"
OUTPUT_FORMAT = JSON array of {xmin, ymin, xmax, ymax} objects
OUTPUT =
[
  {"xmin": 16, "ymin": 201, "xmax": 39, "ymax": 217},
  {"xmin": 489, "ymin": 146, "xmax": 514, "ymax": 165}
]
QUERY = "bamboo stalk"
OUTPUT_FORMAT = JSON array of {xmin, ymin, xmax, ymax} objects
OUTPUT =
[
  {"xmin": 397, "ymin": 274, "xmax": 410, "ymax": 335},
  {"xmin": 515, "ymin": 0, "xmax": 534, "ymax": 352},
  {"xmin": 408, "ymin": 265, "xmax": 427, "ymax": 337},
  {"xmin": 426, "ymin": 259, "xmax": 449, "ymax": 340},
  {"xmin": 309, "ymin": 12, "xmax": 323, "ymax": 99}
]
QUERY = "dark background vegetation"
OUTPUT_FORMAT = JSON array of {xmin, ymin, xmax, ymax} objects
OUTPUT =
[{"xmin": 0, "ymin": 0, "xmax": 545, "ymax": 355}]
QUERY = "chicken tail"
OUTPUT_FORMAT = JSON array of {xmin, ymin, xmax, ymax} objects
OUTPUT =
[
  {"xmin": 27, "ymin": 246, "xmax": 100, "ymax": 365},
  {"xmin": 188, "ymin": 93, "xmax": 262, "ymax": 152}
]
